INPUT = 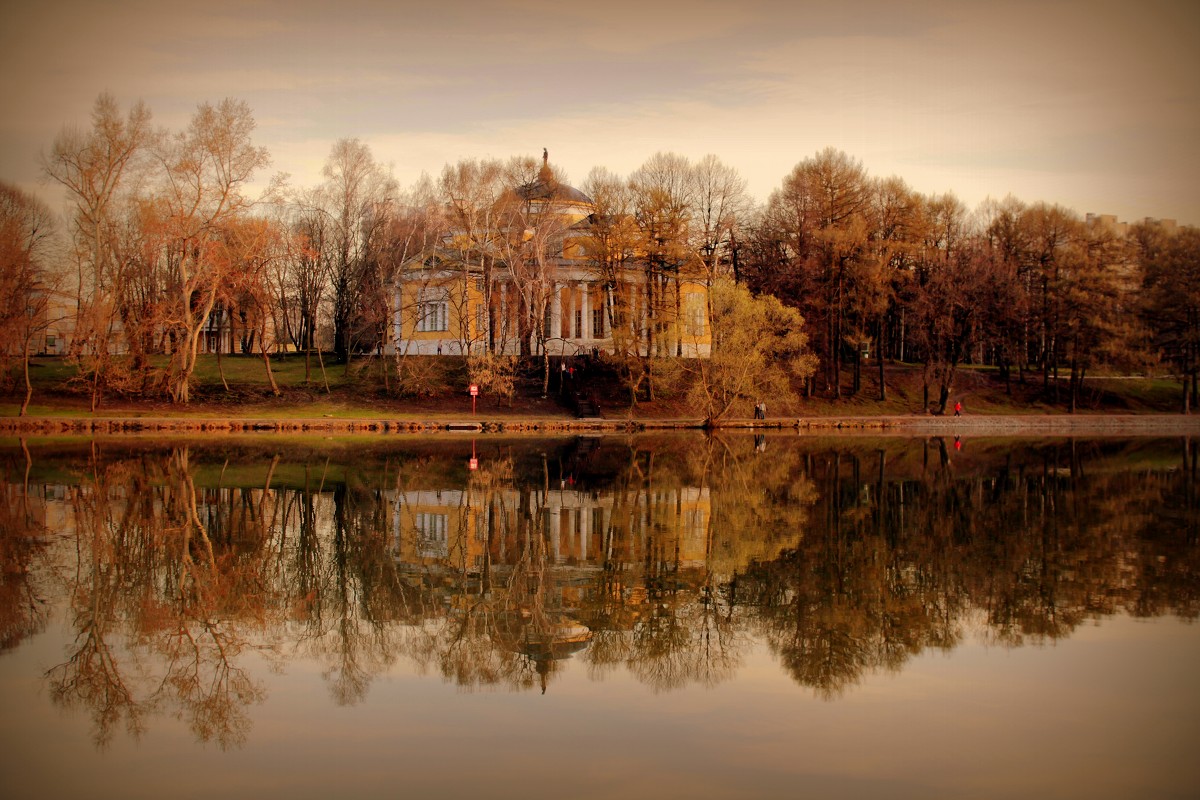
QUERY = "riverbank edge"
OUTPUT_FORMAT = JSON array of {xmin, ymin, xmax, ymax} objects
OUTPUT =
[{"xmin": 2, "ymin": 413, "xmax": 1198, "ymax": 437}]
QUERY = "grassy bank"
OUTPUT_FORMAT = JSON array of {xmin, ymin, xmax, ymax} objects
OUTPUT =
[{"xmin": 1, "ymin": 353, "xmax": 1190, "ymax": 420}]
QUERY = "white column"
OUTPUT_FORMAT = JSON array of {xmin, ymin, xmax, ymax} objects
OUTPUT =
[
  {"xmin": 566, "ymin": 286, "xmax": 576, "ymax": 340},
  {"xmin": 550, "ymin": 282, "xmax": 562, "ymax": 342}
]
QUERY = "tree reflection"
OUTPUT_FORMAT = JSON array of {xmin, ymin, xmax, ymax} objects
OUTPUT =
[
  {"xmin": 0, "ymin": 441, "xmax": 50, "ymax": 653},
  {"xmin": 3, "ymin": 434, "xmax": 1197, "ymax": 746},
  {"xmin": 43, "ymin": 446, "xmax": 278, "ymax": 749},
  {"xmin": 735, "ymin": 437, "xmax": 1200, "ymax": 695}
]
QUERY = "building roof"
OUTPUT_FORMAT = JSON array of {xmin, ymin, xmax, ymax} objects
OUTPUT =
[
  {"xmin": 514, "ymin": 149, "xmax": 593, "ymax": 206},
  {"xmin": 516, "ymin": 179, "xmax": 593, "ymax": 205}
]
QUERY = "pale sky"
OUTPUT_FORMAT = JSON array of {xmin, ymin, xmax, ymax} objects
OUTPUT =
[{"xmin": 2, "ymin": 0, "xmax": 1198, "ymax": 224}]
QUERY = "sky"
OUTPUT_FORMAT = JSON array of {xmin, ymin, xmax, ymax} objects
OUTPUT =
[{"xmin": 2, "ymin": 0, "xmax": 1198, "ymax": 224}]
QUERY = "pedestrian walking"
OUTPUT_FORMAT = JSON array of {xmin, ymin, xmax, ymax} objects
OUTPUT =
[{"xmin": 954, "ymin": 401, "xmax": 962, "ymax": 417}]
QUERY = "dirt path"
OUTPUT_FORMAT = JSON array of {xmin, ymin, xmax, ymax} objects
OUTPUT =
[{"xmin": 3, "ymin": 412, "xmax": 1198, "ymax": 437}]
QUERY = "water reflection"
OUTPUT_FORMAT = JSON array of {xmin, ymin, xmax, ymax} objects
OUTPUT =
[{"xmin": 2, "ymin": 434, "xmax": 1197, "ymax": 747}]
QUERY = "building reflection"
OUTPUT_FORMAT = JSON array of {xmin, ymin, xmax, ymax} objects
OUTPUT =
[{"xmin": 391, "ymin": 485, "xmax": 711, "ymax": 574}]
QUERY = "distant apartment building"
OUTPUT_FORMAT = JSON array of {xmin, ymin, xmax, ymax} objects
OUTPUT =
[{"xmin": 1085, "ymin": 213, "xmax": 1178, "ymax": 238}]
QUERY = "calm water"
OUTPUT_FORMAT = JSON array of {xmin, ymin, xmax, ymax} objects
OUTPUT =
[{"xmin": 1, "ymin": 433, "xmax": 1197, "ymax": 799}]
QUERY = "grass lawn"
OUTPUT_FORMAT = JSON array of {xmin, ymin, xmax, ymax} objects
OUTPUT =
[{"xmin": 2, "ymin": 354, "xmax": 1190, "ymax": 419}]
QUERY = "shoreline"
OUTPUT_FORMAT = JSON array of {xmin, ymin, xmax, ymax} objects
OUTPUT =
[{"xmin": 3, "ymin": 413, "xmax": 1198, "ymax": 437}]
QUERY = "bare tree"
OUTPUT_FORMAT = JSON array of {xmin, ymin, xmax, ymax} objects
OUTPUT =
[
  {"xmin": 630, "ymin": 152, "xmax": 696, "ymax": 364},
  {"xmin": 151, "ymin": 99, "xmax": 270, "ymax": 403},
  {"xmin": 359, "ymin": 181, "xmax": 434, "ymax": 392},
  {"xmin": 1136, "ymin": 223, "xmax": 1200, "ymax": 413},
  {"xmin": 582, "ymin": 167, "xmax": 644, "ymax": 402},
  {"xmin": 318, "ymin": 139, "xmax": 398, "ymax": 366},
  {"xmin": 278, "ymin": 194, "xmax": 334, "ymax": 387},
  {"xmin": 43, "ymin": 93, "xmax": 152, "ymax": 409},
  {"xmin": 495, "ymin": 155, "xmax": 575, "ymax": 393},
  {"xmin": 220, "ymin": 216, "xmax": 286, "ymax": 395},
  {"xmin": 688, "ymin": 154, "xmax": 749, "ymax": 286},
  {"xmin": 0, "ymin": 182, "xmax": 58, "ymax": 414},
  {"xmin": 438, "ymin": 159, "xmax": 506, "ymax": 354}
]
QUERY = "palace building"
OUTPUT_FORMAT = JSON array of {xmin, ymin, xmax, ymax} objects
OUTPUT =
[{"xmin": 389, "ymin": 153, "xmax": 712, "ymax": 360}]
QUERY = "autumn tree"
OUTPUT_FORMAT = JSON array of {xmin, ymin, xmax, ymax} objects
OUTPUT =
[
  {"xmin": 1016, "ymin": 203, "xmax": 1081, "ymax": 398},
  {"xmin": 863, "ymin": 175, "xmax": 922, "ymax": 400},
  {"xmin": 686, "ymin": 277, "xmax": 815, "ymax": 423},
  {"xmin": 317, "ymin": 139, "xmax": 398, "ymax": 364},
  {"xmin": 629, "ymin": 152, "xmax": 696, "ymax": 363},
  {"xmin": 688, "ymin": 154, "xmax": 749, "ymax": 286},
  {"xmin": 905, "ymin": 192, "xmax": 977, "ymax": 412},
  {"xmin": 437, "ymin": 158, "xmax": 505, "ymax": 353},
  {"xmin": 495, "ymin": 155, "xmax": 576, "ymax": 393},
  {"xmin": 370, "ymin": 181, "xmax": 439, "ymax": 393},
  {"xmin": 582, "ymin": 167, "xmax": 645, "ymax": 401},
  {"xmin": 978, "ymin": 195, "xmax": 1032, "ymax": 392},
  {"xmin": 747, "ymin": 148, "xmax": 872, "ymax": 398},
  {"xmin": 1057, "ymin": 218, "xmax": 1131, "ymax": 411},
  {"xmin": 1137, "ymin": 223, "xmax": 1200, "ymax": 413},
  {"xmin": 151, "ymin": 99, "xmax": 270, "ymax": 403},
  {"xmin": 219, "ymin": 216, "xmax": 286, "ymax": 394},
  {"xmin": 43, "ymin": 93, "xmax": 151, "ymax": 409},
  {"xmin": 277, "ymin": 195, "xmax": 334, "ymax": 385},
  {"xmin": 0, "ymin": 182, "xmax": 58, "ymax": 414}
]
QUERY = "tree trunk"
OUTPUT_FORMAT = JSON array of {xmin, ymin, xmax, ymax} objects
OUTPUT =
[
  {"xmin": 216, "ymin": 340, "xmax": 229, "ymax": 392},
  {"xmin": 260, "ymin": 327, "xmax": 279, "ymax": 396},
  {"xmin": 922, "ymin": 365, "xmax": 930, "ymax": 412},
  {"xmin": 852, "ymin": 345, "xmax": 861, "ymax": 395},
  {"xmin": 20, "ymin": 336, "xmax": 32, "ymax": 416},
  {"xmin": 317, "ymin": 345, "xmax": 330, "ymax": 394},
  {"xmin": 877, "ymin": 319, "xmax": 886, "ymax": 402}
]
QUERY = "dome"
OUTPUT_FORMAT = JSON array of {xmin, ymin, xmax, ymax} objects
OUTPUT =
[{"xmin": 514, "ymin": 149, "xmax": 593, "ymax": 207}]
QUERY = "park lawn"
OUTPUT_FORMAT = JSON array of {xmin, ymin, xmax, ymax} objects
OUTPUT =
[
  {"xmin": 22, "ymin": 353, "xmax": 382, "ymax": 389},
  {"xmin": 4, "ymin": 355, "xmax": 1190, "ymax": 419}
]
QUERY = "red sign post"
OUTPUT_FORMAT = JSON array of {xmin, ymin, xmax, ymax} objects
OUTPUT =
[{"xmin": 469, "ymin": 383, "xmax": 479, "ymax": 416}]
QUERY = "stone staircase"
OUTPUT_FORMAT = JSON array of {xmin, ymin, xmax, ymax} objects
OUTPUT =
[{"xmin": 558, "ymin": 360, "xmax": 603, "ymax": 419}]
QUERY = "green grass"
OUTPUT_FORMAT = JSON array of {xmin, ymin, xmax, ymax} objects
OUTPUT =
[{"xmin": 4, "ymin": 354, "xmax": 1191, "ymax": 419}]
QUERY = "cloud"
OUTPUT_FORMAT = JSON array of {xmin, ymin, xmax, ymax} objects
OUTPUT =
[{"xmin": 5, "ymin": 0, "xmax": 1198, "ymax": 224}]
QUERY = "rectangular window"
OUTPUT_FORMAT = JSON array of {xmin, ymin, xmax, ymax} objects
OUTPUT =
[
  {"xmin": 417, "ymin": 288, "xmax": 449, "ymax": 332},
  {"xmin": 574, "ymin": 310, "xmax": 582, "ymax": 339},
  {"xmin": 592, "ymin": 308, "xmax": 605, "ymax": 338}
]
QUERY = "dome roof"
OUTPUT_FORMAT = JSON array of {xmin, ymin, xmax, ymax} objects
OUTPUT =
[
  {"xmin": 517, "ymin": 179, "xmax": 592, "ymax": 205},
  {"xmin": 514, "ymin": 149, "xmax": 592, "ymax": 206}
]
